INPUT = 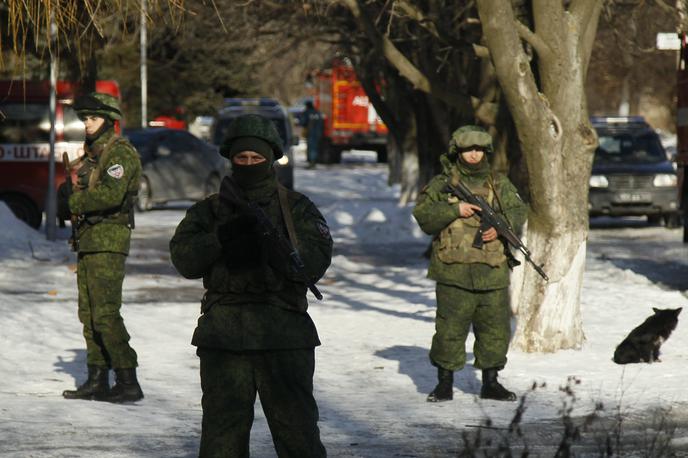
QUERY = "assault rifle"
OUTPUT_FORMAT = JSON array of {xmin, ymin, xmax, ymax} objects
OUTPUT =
[
  {"xmin": 445, "ymin": 181, "xmax": 549, "ymax": 281},
  {"xmin": 62, "ymin": 152, "xmax": 78, "ymax": 252},
  {"xmin": 219, "ymin": 179, "xmax": 323, "ymax": 300}
]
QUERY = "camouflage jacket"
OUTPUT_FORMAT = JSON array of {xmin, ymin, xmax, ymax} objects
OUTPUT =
[
  {"xmin": 413, "ymin": 154, "xmax": 528, "ymax": 290},
  {"xmin": 169, "ymin": 185, "xmax": 333, "ymax": 351},
  {"xmin": 68, "ymin": 129, "xmax": 142, "ymax": 255}
]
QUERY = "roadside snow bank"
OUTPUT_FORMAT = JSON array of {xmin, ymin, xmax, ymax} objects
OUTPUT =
[{"xmin": 0, "ymin": 202, "xmax": 71, "ymax": 261}]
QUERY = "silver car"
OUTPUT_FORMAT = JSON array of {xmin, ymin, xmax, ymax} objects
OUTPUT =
[{"xmin": 125, "ymin": 128, "xmax": 229, "ymax": 210}]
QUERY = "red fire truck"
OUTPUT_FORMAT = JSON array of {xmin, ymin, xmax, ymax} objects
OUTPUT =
[
  {"xmin": 311, "ymin": 61, "xmax": 388, "ymax": 163},
  {"xmin": 677, "ymin": 33, "xmax": 688, "ymax": 241},
  {"xmin": 0, "ymin": 80, "xmax": 121, "ymax": 228}
]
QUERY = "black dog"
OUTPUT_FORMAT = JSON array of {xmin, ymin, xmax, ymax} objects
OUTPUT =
[{"xmin": 613, "ymin": 307, "xmax": 682, "ymax": 364}]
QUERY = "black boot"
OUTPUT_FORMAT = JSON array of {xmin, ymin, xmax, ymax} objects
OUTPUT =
[
  {"xmin": 63, "ymin": 365, "xmax": 109, "ymax": 400},
  {"xmin": 480, "ymin": 368, "xmax": 516, "ymax": 401},
  {"xmin": 427, "ymin": 367, "xmax": 454, "ymax": 402},
  {"xmin": 96, "ymin": 368, "xmax": 144, "ymax": 403}
]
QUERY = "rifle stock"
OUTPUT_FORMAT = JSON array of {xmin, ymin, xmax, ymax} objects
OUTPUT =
[{"xmin": 446, "ymin": 181, "xmax": 549, "ymax": 281}]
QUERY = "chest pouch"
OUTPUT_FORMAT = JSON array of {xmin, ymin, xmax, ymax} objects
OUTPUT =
[{"xmin": 436, "ymin": 183, "xmax": 507, "ymax": 266}]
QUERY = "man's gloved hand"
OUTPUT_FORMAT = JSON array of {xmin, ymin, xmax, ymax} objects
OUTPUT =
[{"xmin": 216, "ymin": 213, "xmax": 262, "ymax": 269}]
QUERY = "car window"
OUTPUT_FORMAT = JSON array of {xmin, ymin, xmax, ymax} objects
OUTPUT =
[
  {"xmin": 127, "ymin": 132, "xmax": 157, "ymax": 155},
  {"xmin": 594, "ymin": 131, "xmax": 666, "ymax": 165},
  {"xmin": 169, "ymin": 131, "xmax": 198, "ymax": 153},
  {"xmin": 180, "ymin": 131, "xmax": 209, "ymax": 153},
  {"xmin": 62, "ymin": 105, "xmax": 85, "ymax": 142},
  {"xmin": 212, "ymin": 117, "xmax": 288, "ymax": 149},
  {"xmin": 270, "ymin": 119, "xmax": 288, "ymax": 149},
  {"xmin": 212, "ymin": 118, "xmax": 233, "ymax": 146},
  {"xmin": 0, "ymin": 103, "xmax": 50, "ymax": 143}
]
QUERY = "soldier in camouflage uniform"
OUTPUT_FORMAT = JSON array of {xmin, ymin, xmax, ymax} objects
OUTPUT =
[
  {"xmin": 412, "ymin": 125, "xmax": 527, "ymax": 402},
  {"xmin": 60, "ymin": 92, "xmax": 144, "ymax": 403},
  {"xmin": 169, "ymin": 114, "xmax": 332, "ymax": 458}
]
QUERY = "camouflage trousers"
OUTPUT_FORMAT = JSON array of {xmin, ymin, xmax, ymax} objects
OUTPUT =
[
  {"xmin": 77, "ymin": 252, "xmax": 138, "ymax": 368},
  {"xmin": 197, "ymin": 348, "xmax": 326, "ymax": 458},
  {"xmin": 429, "ymin": 283, "xmax": 511, "ymax": 371}
]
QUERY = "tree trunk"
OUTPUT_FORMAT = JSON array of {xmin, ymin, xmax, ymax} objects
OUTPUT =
[
  {"xmin": 399, "ymin": 115, "xmax": 419, "ymax": 204},
  {"xmin": 387, "ymin": 131, "xmax": 402, "ymax": 186},
  {"xmin": 476, "ymin": 0, "xmax": 602, "ymax": 352}
]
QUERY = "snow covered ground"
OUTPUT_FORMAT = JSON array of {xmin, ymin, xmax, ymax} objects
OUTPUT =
[{"xmin": 2, "ymin": 150, "xmax": 688, "ymax": 457}]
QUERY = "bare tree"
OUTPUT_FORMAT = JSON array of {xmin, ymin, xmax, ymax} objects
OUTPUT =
[
  {"xmin": 474, "ymin": 0, "xmax": 602, "ymax": 351},
  {"xmin": 229, "ymin": 1, "xmax": 602, "ymax": 352},
  {"xmin": 0, "ymin": 1, "xmax": 182, "ymax": 86}
]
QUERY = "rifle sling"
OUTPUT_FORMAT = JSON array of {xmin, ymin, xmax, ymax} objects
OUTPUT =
[
  {"xmin": 277, "ymin": 184, "xmax": 300, "ymax": 251},
  {"xmin": 487, "ymin": 175, "xmax": 515, "ymax": 230},
  {"xmin": 88, "ymin": 135, "xmax": 121, "ymax": 191}
]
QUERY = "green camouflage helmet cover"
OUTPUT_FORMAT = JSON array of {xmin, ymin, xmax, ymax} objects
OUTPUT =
[
  {"xmin": 448, "ymin": 125, "xmax": 493, "ymax": 156},
  {"xmin": 220, "ymin": 114, "xmax": 284, "ymax": 160},
  {"xmin": 73, "ymin": 92, "xmax": 122, "ymax": 121}
]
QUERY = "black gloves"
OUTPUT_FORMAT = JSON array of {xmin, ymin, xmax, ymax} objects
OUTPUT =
[{"xmin": 216, "ymin": 213, "xmax": 262, "ymax": 269}]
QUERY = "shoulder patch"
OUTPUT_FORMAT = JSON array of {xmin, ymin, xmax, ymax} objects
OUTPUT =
[
  {"xmin": 107, "ymin": 164, "xmax": 124, "ymax": 179},
  {"xmin": 316, "ymin": 220, "xmax": 330, "ymax": 239}
]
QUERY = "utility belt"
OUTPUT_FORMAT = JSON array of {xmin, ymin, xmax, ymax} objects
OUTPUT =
[{"xmin": 76, "ymin": 190, "xmax": 138, "ymax": 230}]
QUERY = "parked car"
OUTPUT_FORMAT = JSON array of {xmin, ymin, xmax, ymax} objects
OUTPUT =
[
  {"xmin": 124, "ymin": 128, "xmax": 229, "ymax": 211},
  {"xmin": 589, "ymin": 116, "xmax": 680, "ymax": 226},
  {"xmin": 211, "ymin": 98, "xmax": 296, "ymax": 189}
]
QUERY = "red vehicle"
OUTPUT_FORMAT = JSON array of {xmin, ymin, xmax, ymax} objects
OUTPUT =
[
  {"xmin": 311, "ymin": 61, "xmax": 388, "ymax": 163},
  {"xmin": 149, "ymin": 115, "xmax": 187, "ymax": 130},
  {"xmin": 677, "ymin": 33, "xmax": 688, "ymax": 241},
  {"xmin": 0, "ymin": 80, "xmax": 121, "ymax": 228}
]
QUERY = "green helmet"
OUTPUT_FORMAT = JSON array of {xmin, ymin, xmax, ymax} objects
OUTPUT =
[
  {"xmin": 73, "ymin": 92, "xmax": 122, "ymax": 121},
  {"xmin": 448, "ymin": 125, "xmax": 493, "ymax": 156},
  {"xmin": 220, "ymin": 114, "xmax": 284, "ymax": 160}
]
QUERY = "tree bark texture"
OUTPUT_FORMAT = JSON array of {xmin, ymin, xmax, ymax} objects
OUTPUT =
[{"xmin": 477, "ymin": 0, "xmax": 601, "ymax": 352}]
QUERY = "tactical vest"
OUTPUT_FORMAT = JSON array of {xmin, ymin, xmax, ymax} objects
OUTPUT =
[
  {"xmin": 436, "ymin": 179, "xmax": 507, "ymax": 267},
  {"xmin": 75, "ymin": 136, "xmax": 139, "ymax": 227}
]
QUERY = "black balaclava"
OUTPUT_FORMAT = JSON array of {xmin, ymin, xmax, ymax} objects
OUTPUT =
[{"xmin": 229, "ymin": 137, "xmax": 275, "ymax": 189}]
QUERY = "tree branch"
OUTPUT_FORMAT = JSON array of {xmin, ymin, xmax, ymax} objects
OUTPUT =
[
  {"xmin": 473, "ymin": 43, "xmax": 490, "ymax": 59},
  {"xmin": 395, "ymin": 0, "xmax": 440, "ymax": 39},
  {"xmin": 532, "ymin": 0, "xmax": 565, "ymax": 46},
  {"xmin": 336, "ymin": 0, "xmax": 472, "ymax": 111},
  {"xmin": 514, "ymin": 18, "xmax": 553, "ymax": 62},
  {"xmin": 573, "ymin": 0, "xmax": 603, "ymax": 78},
  {"xmin": 569, "ymin": 0, "xmax": 602, "ymax": 29},
  {"xmin": 476, "ymin": 0, "xmax": 541, "ymax": 117}
]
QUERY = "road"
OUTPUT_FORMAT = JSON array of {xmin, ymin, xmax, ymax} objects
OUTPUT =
[
  {"xmin": 588, "ymin": 216, "xmax": 688, "ymax": 295},
  {"xmin": 123, "ymin": 182, "xmax": 688, "ymax": 457}
]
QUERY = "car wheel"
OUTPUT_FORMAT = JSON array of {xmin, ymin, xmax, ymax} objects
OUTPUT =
[
  {"xmin": 647, "ymin": 215, "xmax": 662, "ymax": 226},
  {"xmin": 1, "ymin": 193, "xmax": 42, "ymax": 228},
  {"xmin": 664, "ymin": 213, "xmax": 682, "ymax": 228},
  {"xmin": 376, "ymin": 147, "xmax": 388, "ymax": 163},
  {"xmin": 317, "ymin": 138, "xmax": 341, "ymax": 164},
  {"xmin": 204, "ymin": 173, "xmax": 221, "ymax": 197},
  {"xmin": 137, "ymin": 176, "xmax": 153, "ymax": 212}
]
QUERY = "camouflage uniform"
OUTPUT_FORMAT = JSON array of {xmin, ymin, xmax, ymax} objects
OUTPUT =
[
  {"xmin": 170, "ymin": 114, "xmax": 332, "ymax": 458},
  {"xmin": 413, "ymin": 125, "xmax": 527, "ymax": 401},
  {"xmin": 63, "ymin": 93, "xmax": 143, "ymax": 402}
]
